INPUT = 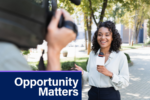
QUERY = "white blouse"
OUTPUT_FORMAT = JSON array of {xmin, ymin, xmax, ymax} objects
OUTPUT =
[{"xmin": 83, "ymin": 49, "xmax": 129, "ymax": 90}]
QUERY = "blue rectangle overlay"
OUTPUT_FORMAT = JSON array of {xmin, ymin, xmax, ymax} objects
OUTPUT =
[{"xmin": 0, "ymin": 71, "xmax": 81, "ymax": 100}]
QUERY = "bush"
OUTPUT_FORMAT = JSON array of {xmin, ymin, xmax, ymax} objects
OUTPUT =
[
  {"xmin": 61, "ymin": 61, "xmax": 75, "ymax": 70},
  {"xmin": 124, "ymin": 53, "xmax": 131, "ymax": 63},
  {"xmin": 145, "ymin": 38, "xmax": 150, "ymax": 45},
  {"xmin": 147, "ymin": 19, "xmax": 150, "ymax": 38},
  {"xmin": 62, "ymin": 50, "xmax": 68, "ymax": 53},
  {"xmin": 86, "ymin": 58, "xmax": 89, "ymax": 65},
  {"xmin": 22, "ymin": 50, "xmax": 30, "ymax": 55},
  {"xmin": 28, "ymin": 57, "xmax": 88, "ymax": 71},
  {"xmin": 30, "ymin": 65, "xmax": 38, "ymax": 71},
  {"xmin": 29, "ymin": 61, "xmax": 79, "ymax": 71}
]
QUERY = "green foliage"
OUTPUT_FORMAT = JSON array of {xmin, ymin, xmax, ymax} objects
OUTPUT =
[
  {"xmin": 121, "ymin": 44, "xmax": 142, "ymax": 50},
  {"xmin": 58, "ymin": 0, "xmax": 75, "ymax": 14},
  {"xmin": 112, "ymin": 1, "xmax": 150, "ymax": 43},
  {"xmin": 109, "ymin": 3, "xmax": 126, "ymax": 23},
  {"xmin": 116, "ymin": 1, "xmax": 150, "ymax": 28},
  {"xmin": 86, "ymin": 58, "xmax": 89, "ymax": 65},
  {"xmin": 61, "ymin": 57, "xmax": 89, "ymax": 71},
  {"xmin": 124, "ymin": 53, "xmax": 131, "ymax": 63},
  {"xmin": 145, "ymin": 38, "xmax": 150, "ymax": 45},
  {"xmin": 61, "ymin": 61, "xmax": 75, "ymax": 70},
  {"xmin": 28, "ymin": 61, "xmax": 47, "ymax": 71},
  {"xmin": 28, "ymin": 57, "xmax": 89, "ymax": 71},
  {"xmin": 22, "ymin": 50, "xmax": 30, "ymax": 55},
  {"xmin": 30, "ymin": 65, "xmax": 38, "ymax": 71},
  {"xmin": 63, "ymin": 50, "xmax": 68, "ymax": 53},
  {"xmin": 147, "ymin": 19, "xmax": 150, "ymax": 38}
]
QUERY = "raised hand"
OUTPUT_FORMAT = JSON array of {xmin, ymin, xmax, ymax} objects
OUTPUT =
[
  {"xmin": 75, "ymin": 64, "xmax": 84, "ymax": 75},
  {"xmin": 46, "ymin": 9, "xmax": 76, "ymax": 70}
]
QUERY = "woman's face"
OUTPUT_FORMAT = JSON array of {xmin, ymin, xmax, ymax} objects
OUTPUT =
[{"xmin": 97, "ymin": 27, "xmax": 113, "ymax": 49}]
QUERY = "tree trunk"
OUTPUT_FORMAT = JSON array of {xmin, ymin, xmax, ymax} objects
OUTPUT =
[
  {"xmin": 88, "ymin": 0, "xmax": 108, "ymax": 27},
  {"xmin": 98, "ymin": 0, "xmax": 108, "ymax": 25},
  {"xmin": 132, "ymin": 10, "xmax": 138, "ymax": 46},
  {"xmin": 87, "ymin": 14, "xmax": 92, "ymax": 55},
  {"xmin": 88, "ymin": 0, "xmax": 98, "ymax": 26},
  {"xmin": 84, "ymin": 13, "xmax": 88, "ymax": 50},
  {"xmin": 135, "ymin": 10, "xmax": 144, "ymax": 44},
  {"xmin": 135, "ymin": 22, "xmax": 140, "ymax": 44},
  {"xmin": 84, "ymin": 30, "xmax": 87, "ymax": 50},
  {"xmin": 148, "ymin": 19, "xmax": 150, "ymax": 38},
  {"xmin": 136, "ymin": 21, "xmax": 143, "ymax": 44}
]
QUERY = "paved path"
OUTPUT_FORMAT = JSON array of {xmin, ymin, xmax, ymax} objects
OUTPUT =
[{"xmin": 82, "ymin": 47, "xmax": 150, "ymax": 100}]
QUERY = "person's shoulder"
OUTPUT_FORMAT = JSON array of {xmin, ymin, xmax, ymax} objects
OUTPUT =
[
  {"xmin": 0, "ymin": 42, "xmax": 21, "ymax": 58},
  {"xmin": 0, "ymin": 42, "xmax": 24, "ymax": 62},
  {"xmin": 90, "ymin": 50, "xmax": 94, "ymax": 54},
  {"xmin": 0, "ymin": 42, "xmax": 31, "ymax": 70},
  {"xmin": 115, "ymin": 51, "xmax": 126, "ymax": 59},
  {"xmin": 90, "ymin": 50, "xmax": 96, "ymax": 56},
  {"xmin": 0, "ymin": 42, "xmax": 19, "ymax": 52},
  {"xmin": 87, "ymin": 51, "xmax": 96, "ymax": 59}
]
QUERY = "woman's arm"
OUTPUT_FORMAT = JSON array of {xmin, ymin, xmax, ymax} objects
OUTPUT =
[
  {"xmin": 75, "ymin": 52, "xmax": 92, "ymax": 82},
  {"xmin": 111, "ymin": 53, "xmax": 129, "ymax": 89},
  {"xmin": 82, "ymin": 52, "xmax": 92, "ymax": 82}
]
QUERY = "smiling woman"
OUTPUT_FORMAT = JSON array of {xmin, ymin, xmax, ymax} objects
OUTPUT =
[
  {"xmin": 92, "ymin": 21, "xmax": 122, "ymax": 54},
  {"xmin": 97, "ymin": 27, "xmax": 113, "ymax": 49},
  {"xmin": 75, "ymin": 21, "xmax": 129, "ymax": 100}
]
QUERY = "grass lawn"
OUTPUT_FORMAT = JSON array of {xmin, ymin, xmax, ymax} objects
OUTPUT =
[
  {"xmin": 121, "ymin": 44, "xmax": 143, "ymax": 50},
  {"xmin": 28, "ymin": 56, "xmax": 89, "ymax": 71},
  {"xmin": 61, "ymin": 57, "xmax": 89, "ymax": 71}
]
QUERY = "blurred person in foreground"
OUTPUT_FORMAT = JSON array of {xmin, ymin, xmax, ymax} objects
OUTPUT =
[
  {"xmin": 75, "ymin": 21, "xmax": 129, "ymax": 100},
  {"xmin": 0, "ymin": 9, "xmax": 76, "ymax": 71}
]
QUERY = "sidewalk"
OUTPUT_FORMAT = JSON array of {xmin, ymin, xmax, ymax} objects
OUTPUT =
[{"xmin": 82, "ymin": 47, "xmax": 150, "ymax": 100}]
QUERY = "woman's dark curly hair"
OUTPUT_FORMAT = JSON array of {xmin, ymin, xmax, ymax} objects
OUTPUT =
[{"xmin": 92, "ymin": 21, "xmax": 122, "ymax": 54}]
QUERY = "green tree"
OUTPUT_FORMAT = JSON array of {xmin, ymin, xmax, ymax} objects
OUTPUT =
[
  {"xmin": 112, "ymin": 0, "xmax": 150, "ymax": 44},
  {"xmin": 58, "ymin": 0, "xmax": 150, "ymax": 50},
  {"xmin": 77, "ymin": 0, "xmax": 113, "ymax": 54},
  {"xmin": 84, "ymin": 13, "xmax": 88, "ymax": 50},
  {"xmin": 78, "ymin": 0, "xmax": 136, "ymax": 53},
  {"xmin": 58, "ymin": 0, "xmax": 75, "ymax": 14}
]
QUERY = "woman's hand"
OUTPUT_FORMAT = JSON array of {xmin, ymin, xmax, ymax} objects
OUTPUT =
[
  {"xmin": 97, "ymin": 65, "xmax": 113, "ymax": 78},
  {"xmin": 75, "ymin": 64, "xmax": 84, "ymax": 75}
]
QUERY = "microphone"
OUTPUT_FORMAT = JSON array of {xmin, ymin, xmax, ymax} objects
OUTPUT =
[
  {"xmin": 96, "ymin": 52, "xmax": 105, "ymax": 66},
  {"xmin": 98, "ymin": 52, "xmax": 104, "ymax": 57},
  {"xmin": 70, "ymin": 0, "xmax": 81, "ymax": 5}
]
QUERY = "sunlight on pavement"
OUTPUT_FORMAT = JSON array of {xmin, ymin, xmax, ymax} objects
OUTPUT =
[
  {"xmin": 130, "ymin": 77, "xmax": 141, "ymax": 81},
  {"xmin": 144, "ymin": 96, "xmax": 150, "ymax": 99},
  {"xmin": 138, "ymin": 68, "xmax": 145, "ymax": 70},
  {"xmin": 126, "ymin": 93, "xmax": 140, "ymax": 97},
  {"xmin": 131, "ymin": 56, "xmax": 150, "ymax": 59},
  {"xmin": 82, "ymin": 88, "xmax": 90, "ymax": 92}
]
